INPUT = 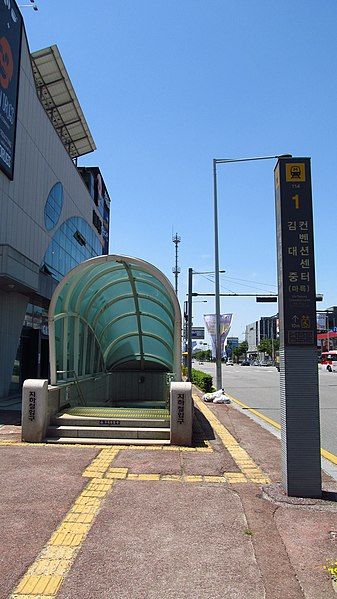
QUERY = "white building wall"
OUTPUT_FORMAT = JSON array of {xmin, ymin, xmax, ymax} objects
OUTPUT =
[
  {"xmin": 246, "ymin": 321, "xmax": 258, "ymax": 353},
  {"xmin": 0, "ymin": 31, "xmax": 102, "ymax": 270},
  {"xmin": 0, "ymin": 29, "xmax": 104, "ymax": 398}
]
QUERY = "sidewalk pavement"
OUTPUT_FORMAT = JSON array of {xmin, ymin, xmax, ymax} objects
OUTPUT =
[{"xmin": 1, "ymin": 389, "xmax": 337, "ymax": 599}]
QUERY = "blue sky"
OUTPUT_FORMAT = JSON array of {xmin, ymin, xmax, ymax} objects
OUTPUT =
[{"xmin": 22, "ymin": 0, "xmax": 337, "ymax": 340}]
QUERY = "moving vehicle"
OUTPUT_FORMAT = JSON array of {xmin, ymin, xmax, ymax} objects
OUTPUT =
[{"xmin": 320, "ymin": 351, "xmax": 337, "ymax": 372}]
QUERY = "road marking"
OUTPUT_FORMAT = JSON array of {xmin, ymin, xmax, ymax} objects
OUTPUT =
[{"xmin": 228, "ymin": 393, "xmax": 337, "ymax": 467}]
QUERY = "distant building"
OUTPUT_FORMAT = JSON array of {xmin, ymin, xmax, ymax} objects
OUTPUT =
[
  {"xmin": 317, "ymin": 306, "xmax": 337, "ymax": 352},
  {"xmin": 245, "ymin": 315, "xmax": 278, "ymax": 357}
]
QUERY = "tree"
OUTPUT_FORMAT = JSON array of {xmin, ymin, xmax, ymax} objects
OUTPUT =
[
  {"xmin": 257, "ymin": 338, "xmax": 279, "ymax": 358},
  {"xmin": 193, "ymin": 349, "xmax": 212, "ymax": 362},
  {"xmin": 232, "ymin": 341, "xmax": 248, "ymax": 363}
]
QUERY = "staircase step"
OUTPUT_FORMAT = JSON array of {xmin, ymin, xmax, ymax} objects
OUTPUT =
[
  {"xmin": 46, "ymin": 425, "xmax": 170, "ymax": 441},
  {"xmin": 43, "ymin": 437, "xmax": 171, "ymax": 446},
  {"xmin": 50, "ymin": 415, "xmax": 170, "ymax": 428}
]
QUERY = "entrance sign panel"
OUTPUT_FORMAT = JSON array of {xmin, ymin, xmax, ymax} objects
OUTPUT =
[
  {"xmin": 275, "ymin": 158, "xmax": 316, "ymax": 347},
  {"xmin": 274, "ymin": 157, "xmax": 321, "ymax": 498}
]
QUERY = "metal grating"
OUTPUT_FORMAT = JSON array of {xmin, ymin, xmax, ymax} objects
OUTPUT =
[{"xmin": 30, "ymin": 45, "xmax": 96, "ymax": 159}]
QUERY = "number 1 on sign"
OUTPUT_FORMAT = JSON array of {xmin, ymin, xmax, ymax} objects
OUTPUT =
[{"xmin": 292, "ymin": 194, "xmax": 300, "ymax": 209}]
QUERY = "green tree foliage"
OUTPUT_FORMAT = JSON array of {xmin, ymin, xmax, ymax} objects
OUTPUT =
[
  {"xmin": 257, "ymin": 338, "xmax": 280, "ymax": 357},
  {"xmin": 193, "ymin": 349, "xmax": 212, "ymax": 362},
  {"xmin": 232, "ymin": 341, "xmax": 248, "ymax": 363}
]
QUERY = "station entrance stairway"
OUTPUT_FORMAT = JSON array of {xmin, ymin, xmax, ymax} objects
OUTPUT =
[{"xmin": 44, "ymin": 405, "xmax": 171, "ymax": 445}]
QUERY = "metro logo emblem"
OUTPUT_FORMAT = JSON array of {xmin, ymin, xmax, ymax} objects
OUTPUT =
[{"xmin": 285, "ymin": 163, "xmax": 306, "ymax": 182}]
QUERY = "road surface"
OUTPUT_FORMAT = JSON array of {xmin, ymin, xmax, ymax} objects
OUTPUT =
[{"xmin": 193, "ymin": 361, "xmax": 337, "ymax": 458}]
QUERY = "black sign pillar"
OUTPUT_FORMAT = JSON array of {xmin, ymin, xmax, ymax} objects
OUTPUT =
[{"xmin": 275, "ymin": 157, "xmax": 321, "ymax": 498}]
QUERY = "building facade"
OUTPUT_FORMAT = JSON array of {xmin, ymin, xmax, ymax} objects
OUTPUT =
[
  {"xmin": 0, "ymin": 7, "xmax": 110, "ymax": 399},
  {"xmin": 245, "ymin": 315, "xmax": 278, "ymax": 358}
]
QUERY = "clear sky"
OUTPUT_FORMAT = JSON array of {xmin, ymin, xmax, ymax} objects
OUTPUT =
[{"xmin": 22, "ymin": 0, "xmax": 337, "ymax": 341}]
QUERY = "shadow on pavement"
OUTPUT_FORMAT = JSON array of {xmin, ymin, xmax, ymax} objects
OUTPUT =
[
  {"xmin": 193, "ymin": 406, "xmax": 215, "ymax": 445},
  {"xmin": 0, "ymin": 410, "xmax": 21, "ymax": 426}
]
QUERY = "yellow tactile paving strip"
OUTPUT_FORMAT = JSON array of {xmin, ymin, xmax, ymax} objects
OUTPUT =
[
  {"xmin": 193, "ymin": 394, "xmax": 270, "ymax": 485},
  {"xmin": 11, "ymin": 448, "xmax": 118, "ymax": 599},
  {"xmin": 0, "ymin": 439, "xmax": 212, "ymax": 452},
  {"xmin": 10, "ymin": 396, "xmax": 270, "ymax": 598},
  {"xmin": 62, "ymin": 407, "xmax": 170, "ymax": 419}
]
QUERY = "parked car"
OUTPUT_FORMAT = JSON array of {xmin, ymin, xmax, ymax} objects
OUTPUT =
[
  {"xmin": 226, "ymin": 360, "xmax": 233, "ymax": 366},
  {"xmin": 241, "ymin": 360, "xmax": 250, "ymax": 366}
]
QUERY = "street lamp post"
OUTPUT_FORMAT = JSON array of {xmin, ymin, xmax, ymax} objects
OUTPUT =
[
  {"xmin": 186, "ymin": 269, "xmax": 224, "ymax": 382},
  {"xmin": 212, "ymin": 154, "xmax": 292, "ymax": 390}
]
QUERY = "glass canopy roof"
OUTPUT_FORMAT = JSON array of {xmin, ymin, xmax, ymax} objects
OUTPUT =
[{"xmin": 48, "ymin": 255, "xmax": 181, "ymax": 385}]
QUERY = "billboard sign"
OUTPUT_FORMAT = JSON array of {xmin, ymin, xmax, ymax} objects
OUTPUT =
[
  {"xmin": 0, "ymin": 0, "xmax": 23, "ymax": 179},
  {"xmin": 204, "ymin": 313, "xmax": 233, "ymax": 358},
  {"xmin": 226, "ymin": 337, "xmax": 238, "ymax": 356},
  {"xmin": 274, "ymin": 158, "xmax": 317, "ymax": 347},
  {"xmin": 191, "ymin": 326, "xmax": 204, "ymax": 339},
  {"xmin": 316, "ymin": 313, "xmax": 327, "ymax": 332}
]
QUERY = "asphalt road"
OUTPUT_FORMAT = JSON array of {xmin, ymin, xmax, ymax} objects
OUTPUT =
[{"xmin": 193, "ymin": 361, "xmax": 337, "ymax": 458}]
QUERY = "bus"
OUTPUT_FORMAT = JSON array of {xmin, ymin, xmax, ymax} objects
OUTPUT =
[{"xmin": 320, "ymin": 351, "xmax": 337, "ymax": 372}]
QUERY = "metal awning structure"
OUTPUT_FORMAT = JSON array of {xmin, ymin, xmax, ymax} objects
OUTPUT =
[
  {"xmin": 48, "ymin": 255, "xmax": 182, "ymax": 385},
  {"xmin": 31, "ymin": 45, "xmax": 96, "ymax": 159}
]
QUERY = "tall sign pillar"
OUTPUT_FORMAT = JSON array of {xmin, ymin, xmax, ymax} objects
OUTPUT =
[{"xmin": 274, "ymin": 157, "xmax": 321, "ymax": 498}]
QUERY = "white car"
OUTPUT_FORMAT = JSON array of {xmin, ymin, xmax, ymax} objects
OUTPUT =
[{"xmin": 226, "ymin": 360, "xmax": 233, "ymax": 366}]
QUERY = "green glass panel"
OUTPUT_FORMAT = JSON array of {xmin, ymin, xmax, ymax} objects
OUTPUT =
[
  {"xmin": 138, "ymin": 298, "xmax": 173, "ymax": 326},
  {"xmin": 106, "ymin": 335, "xmax": 140, "ymax": 369},
  {"xmin": 142, "ymin": 337, "xmax": 173, "ymax": 368},
  {"xmin": 140, "ymin": 315, "xmax": 174, "ymax": 344}
]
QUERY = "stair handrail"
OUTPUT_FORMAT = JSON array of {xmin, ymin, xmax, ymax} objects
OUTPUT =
[{"xmin": 56, "ymin": 370, "xmax": 86, "ymax": 407}]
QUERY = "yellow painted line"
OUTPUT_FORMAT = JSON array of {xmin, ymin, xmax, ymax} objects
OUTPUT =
[
  {"xmin": 321, "ymin": 448, "xmax": 337, "ymax": 465},
  {"xmin": 228, "ymin": 393, "xmax": 337, "ymax": 467},
  {"xmin": 228, "ymin": 394, "xmax": 281, "ymax": 430},
  {"xmin": 193, "ymin": 394, "xmax": 270, "ymax": 484}
]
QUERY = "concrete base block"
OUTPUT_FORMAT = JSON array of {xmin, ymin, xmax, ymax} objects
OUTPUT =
[
  {"xmin": 22, "ymin": 379, "xmax": 49, "ymax": 442},
  {"xmin": 170, "ymin": 382, "xmax": 193, "ymax": 446}
]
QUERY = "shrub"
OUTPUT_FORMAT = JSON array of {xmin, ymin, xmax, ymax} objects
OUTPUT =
[{"xmin": 191, "ymin": 368, "xmax": 213, "ymax": 392}]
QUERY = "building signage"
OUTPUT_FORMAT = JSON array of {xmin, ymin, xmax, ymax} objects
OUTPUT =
[
  {"xmin": 191, "ymin": 326, "xmax": 204, "ymax": 339},
  {"xmin": 275, "ymin": 158, "xmax": 317, "ymax": 346},
  {"xmin": 0, "ymin": 0, "xmax": 22, "ymax": 179}
]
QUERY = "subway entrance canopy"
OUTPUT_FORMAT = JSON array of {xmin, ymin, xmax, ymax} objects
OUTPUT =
[
  {"xmin": 49, "ymin": 255, "xmax": 182, "ymax": 385},
  {"xmin": 22, "ymin": 255, "xmax": 193, "ymax": 446}
]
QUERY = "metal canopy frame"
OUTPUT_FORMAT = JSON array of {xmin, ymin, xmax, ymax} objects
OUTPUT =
[{"xmin": 31, "ymin": 45, "xmax": 96, "ymax": 159}]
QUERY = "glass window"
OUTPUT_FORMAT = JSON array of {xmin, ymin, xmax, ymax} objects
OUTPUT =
[{"xmin": 44, "ymin": 182, "xmax": 64, "ymax": 230}]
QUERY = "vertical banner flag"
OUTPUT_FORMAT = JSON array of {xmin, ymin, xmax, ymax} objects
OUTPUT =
[
  {"xmin": 204, "ymin": 314, "xmax": 233, "ymax": 359},
  {"xmin": 0, "ymin": 0, "xmax": 23, "ymax": 179}
]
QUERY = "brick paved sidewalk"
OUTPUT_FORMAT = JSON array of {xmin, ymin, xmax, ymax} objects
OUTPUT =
[{"xmin": 0, "ymin": 392, "xmax": 336, "ymax": 598}]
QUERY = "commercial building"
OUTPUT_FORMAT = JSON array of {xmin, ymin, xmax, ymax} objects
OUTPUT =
[
  {"xmin": 0, "ymin": 4, "xmax": 110, "ymax": 401},
  {"xmin": 317, "ymin": 306, "xmax": 337, "ymax": 352},
  {"xmin": 245, "ymin": 316, "xmax": 278, "ymax": 358}
]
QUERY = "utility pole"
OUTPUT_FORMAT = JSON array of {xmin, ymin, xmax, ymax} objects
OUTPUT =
[{"xmin": 172, "ymin": 233, "xmax": 181, "ymax": 295}]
